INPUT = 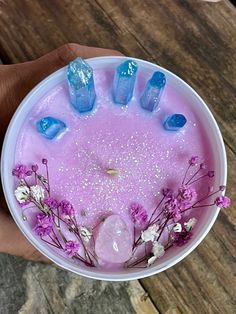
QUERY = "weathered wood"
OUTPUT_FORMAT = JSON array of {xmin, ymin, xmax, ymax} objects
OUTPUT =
[{"xmin": 0, "ymin": 0, "xmax": 235, "ymax": 313}]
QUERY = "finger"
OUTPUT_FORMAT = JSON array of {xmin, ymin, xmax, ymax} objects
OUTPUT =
[
  {"xmin": 0, "ymin": 211, "xmax": 50, "ymax": 263},
  {"xmin": 17, "ymin": 43, "xmax": 124, "ymax": 87}
]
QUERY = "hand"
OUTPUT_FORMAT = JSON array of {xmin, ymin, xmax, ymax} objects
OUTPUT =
[{"xmin": 0, "ymin": 44, "xmax": 122, "ymax": 262}]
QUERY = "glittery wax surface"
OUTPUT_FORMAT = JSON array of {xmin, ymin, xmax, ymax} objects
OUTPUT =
[{"xmin": 15, "ymin": 68, "xmax": 214, "ymax": 265}]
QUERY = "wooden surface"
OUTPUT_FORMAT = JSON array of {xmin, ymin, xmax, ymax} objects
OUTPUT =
[{"xmin": 0, "ymin": 0, "xmax": 236, "ymax": 313}]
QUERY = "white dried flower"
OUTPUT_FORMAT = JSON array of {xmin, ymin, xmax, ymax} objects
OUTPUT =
[
  {"xmin": 148, "ymin": 256, "xmax": 157, "ymax": 266},
  {"xmin": 79, "ymin": 226, "xmax": 92, "ymax": 242},
  {"xmin": 14, "ymin": 185, "xmax": 30, "ymax": 203},
  {"xmin": 141, "ymin": 224, "xmax": 159, "ymax": 242},
  {"xmin": 184, "ymin": 218, "xmax": 197, "ymax": 231},
  {"xmin": 30, "ymin": 185, "xmax": 44, "ymax": 202},
  {"xmin": 152, "ymin": 242, "xmax": 165, "ymax": 258},
  {"xmin": 173, "ymin": 223, "xmax": 182, "ymax": 233}
]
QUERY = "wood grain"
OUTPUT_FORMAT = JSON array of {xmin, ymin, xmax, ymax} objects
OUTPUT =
[{"xmin": 0, "ymin": 0, "xmax": 235, "ymax": 313}]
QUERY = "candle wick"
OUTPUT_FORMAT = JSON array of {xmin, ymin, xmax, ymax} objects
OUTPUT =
[{"xmin": 106, "ymin": 168, "xmax": 119, "ymax": 177}]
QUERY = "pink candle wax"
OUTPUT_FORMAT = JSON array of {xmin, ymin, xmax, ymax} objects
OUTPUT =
[{"xmin": 14, "ymin": 67, "xmax": 215, "ymax": 270}]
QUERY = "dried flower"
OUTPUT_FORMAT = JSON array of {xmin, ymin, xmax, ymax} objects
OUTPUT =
[
  {"xmin": 129, "ymin": 203, "xmax": 148, "ymax": 225},
  {"xmin": 189, "ymin": 156, "xmax": 198, "ymax": 166},
  {"xmin": 215, "ymin": 196, "xmax": 231, "ymax": 208},
  {"xmin": 172, "ymin": 228, "xmax": 192, "ymax": 246},
  {"xmin": 14, "ymin": 185, "xmax": 30, "ymax": 203},
  {"xmin": 59, "ymin": 200, "xmax": 74, "ymax": 217},
  {"xmin": 152, "ymin": 242, "xmax": 165, "ymax": 258},
  {"xmin": 200, "ymin": 163, "xmax": 206, "ymax": 169},
  {"xmin": 42, "ymin": 158, "xmax": 48, "ymax": 165},
  {"xmin": 164, "ymin": 198, "xmax": 181, "ymax": 222},
  {"xmin": 141, "ymin": 224, "xmax": 159, "ymax": 242},
  {"xmin": 147, "ymin": 256, "xmax": 158, "ymax": 266},
  {"xmin": 30, "ymin": 185, "xmax": 45, "ymax": 202},
  {"xmin": 44, "ymin": 197, "xmax": 59, "ymax": 209},
  {"xmin": 147, "ymin": 242, "xmax": 165, "ymax": 266},
  {"xmin": 184, "ymin": 218, "xmax": 197, "ymax": 231},
  {"xmin": 79, "ymin": 227, "xmax": 92, "ymax": 242},
  {"xmin": 173, "ymin": 223, "xmax": 182, "ymax": 233},
  {"xmin": 64, "ymin": 240, "xmax": 79, "ymax": 257},
  {"xmin": 32, "ymin": 164, "xmax": 39, "ymax": 172},
  {"xmin": 162, "ymin": 188, "xmax": 173, "ymax": 197},
  {"xmin": 34, "ymin": 212, "xmax": 53, "ymax": 237},
  {"xmin": 12, "ymin": 164, "xmax": 29, "ymax": 179},
  {"xmin": 208, "ymin": 171, "xmax": 215, "ymax": 178},
  {"xmin": 219, "ymin": 185, "xmax": 226, "ymax": 191},
  {"xmin": 179, "ymin": 186, "xmax": 197, "ymax": 202}
]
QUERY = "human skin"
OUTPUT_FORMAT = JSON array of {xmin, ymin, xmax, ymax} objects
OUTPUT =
[{"xmin": 0, "ymin": 44, "xmax": 122, "ymax": 262}]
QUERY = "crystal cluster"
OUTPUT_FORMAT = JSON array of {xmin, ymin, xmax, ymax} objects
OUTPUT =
[{"xmin": 67, "ymin": 57, "xmax": 96, "ymax": 113}]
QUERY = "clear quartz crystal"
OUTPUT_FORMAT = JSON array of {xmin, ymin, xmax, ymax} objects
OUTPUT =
[
  {"xmin": 163, "ymin": 114, "xmax": 187, "ymax": 131},
  {"xmin": 112, "ymin": 59, "xmax": 138, "ymax": 105},
  {"xmin": 36, "ymin": 116, "xmax": 66, "ymax": 140},
  {"xmin": 67, "ymin": 57, "xmax": 96, "ymax": 113},
  {"xmin": 140, "ymin": 71, "xmax": 166, "ymax": 112}
]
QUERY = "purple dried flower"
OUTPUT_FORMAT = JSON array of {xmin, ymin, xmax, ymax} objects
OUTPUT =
[
  {"xmin": 179, "ymin": 186, "xmax": 197, "ymax": 202},
  {"xmin": 172, "ymin": 228, "xmax": 192, "ymax": 246},
  {"xmin": 129, "ymin": 203, "xmax": 148, "ymax": 225},
  {"xmin": 215, "ymin": 196, "xmax": 231, "ymax": 208},
  {"xmin": 44, "ymin": 197, "xmax": 59, "ymax": 209},
  {"xmin": 32, "ymin": 164, "xmax": 39, "ymax": 172},
  {"xmin": 162, "ymin": 188, "xmax": 173, "ymax": 197},
  {"xmin": 42, "ymin": 158, "xmax": 48, "ymax": 165},
  {"xmin": 64, "ymin": 240, "xmax": 79, "ymax": 257},
  {"xmin": 219, "ymin": 185, "xmax": 226, "ymax": 191},
  {"xmin": 34, "ymin": 212, "xmax": 53, "ymax": 237},
  {"xmin": 200, "ymin": 163, "xmax": 206, "ymax": 169},
  {"xmin": 12, "ymin": 164, "xmax": 28, "ymax": 179},
  {"xmin": 26, "ymin": 170, "xmax": 33, "ymax": 176},
  {"xmin": 189, "ymin": 156, "xmax": 199, "ymax": 166},
  {"xmin": 59, "ymin": 200, "xmax": 74, "ymax": 217},
  {"xmin": 164, "ymin": 198, "xmax": 181, "ymax": 222},
  {"xmin": 208, "ymin": 171, "xmax": 215, "ymax": 178}
]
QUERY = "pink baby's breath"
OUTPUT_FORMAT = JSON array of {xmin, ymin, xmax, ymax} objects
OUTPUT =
[
  {"xmin": 207, "ymin": 171, "xmax": 215, "ymax": 178},
  {"xmin": 162, "ymin": 188, "xmax": 173, "ymax": 197},
  {"xmin": 12, "ymin": 164, "xmax": 29, "ymax": 179},
  {"xmin": 44, "ymin": 197, "xmax": 59, "ymax": 209},
  {"xmin": 215, "ymin": 196, "xmax": 231, "ymax": 208},
  {"xmin": 129, "ymin": 203, "xmax": 148, "ymax": 225},
  {"xmin": 34, "ymin": 212, "xmax": 53, "ymax": 237},
  {"xmin": 179, "ymin": 186, "xmax": 197, "ymax": 202},
  {"xmin": 64, "ymin": 241, "xmax": 79, "ymax": 257},
  {"xmin": 189, "ymin": 156, "xmax": 199, "ymax": 166},
  {"xmin": 164, "ymin": 198, "xmax": 181, "ymax": 222},
  {"xmin": 31, "ymin": 164, "xmax": 39, "ymax": 172},
  {"xmin": 59, "ymin": 200, "xmax": 75, "ymax": 217}
]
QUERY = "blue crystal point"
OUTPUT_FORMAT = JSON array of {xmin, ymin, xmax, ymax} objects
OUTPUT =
[
  {"xmin": 163, "ymin": 114, "xmax": 187, "ymax": 131},
  {"xmin": 140, "ymin": 71, "xmax": 166, "ymax": 112},
  {"xmin": 67, "ymin": 57, "xmax": 96, "ymax": 113},
  {"xmin": 36, "ymin": 117, "xmax": 66, "ymax": 140},
  {"xmin": 112, "ymin": 59, "xmax": 138, "ymax": 105}
]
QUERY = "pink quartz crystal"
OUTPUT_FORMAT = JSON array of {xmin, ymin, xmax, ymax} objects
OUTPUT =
[{"xmin": 95, "ymin": 215, "xmax": 133, "ymax": 263}]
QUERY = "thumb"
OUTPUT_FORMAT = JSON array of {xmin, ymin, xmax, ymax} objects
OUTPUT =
[{"xmin": 17, "ymin": 43, "xmax": 123, "ymax": 90}]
